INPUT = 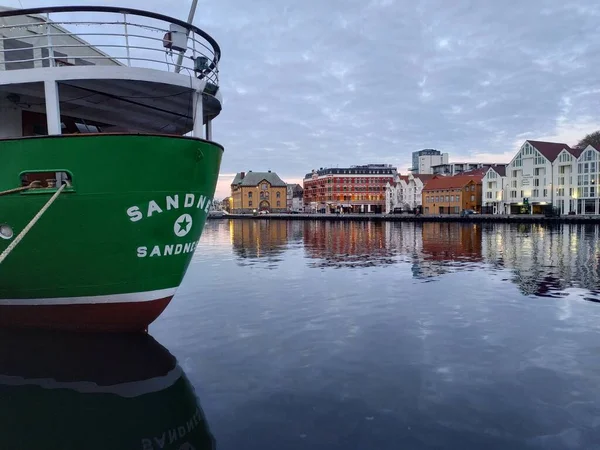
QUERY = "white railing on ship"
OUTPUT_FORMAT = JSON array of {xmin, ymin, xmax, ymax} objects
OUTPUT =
[{"xmin": 0, "ymin": 6, "xmax": 220, "ymax": 85}]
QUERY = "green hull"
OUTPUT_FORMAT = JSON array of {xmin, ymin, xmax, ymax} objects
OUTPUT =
[{"xmin": 0, "ymin": 134, "xmax": 222, "ymax": 330}]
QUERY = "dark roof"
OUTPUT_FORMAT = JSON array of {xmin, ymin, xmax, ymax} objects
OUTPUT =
[
  {"xmin": 527, "ymin": 140, "xmax": 571, "ymax": 163},
  {"xmin": 231, "ymin": 171, "xmax": 286, "ymax": 187},
  {"xmin": 304, "ymin": 165, "xmax": 395, "ymax": 178},
  {"xmin": 423, "ymin": 174, "xmax": 481, "ymax": 191},
  {"xmin": 487, "ymin": 164, "xmax": 506, "ymax": 177},
  {"xmin": 460, "ymin": 167, "xmax": 487, "ymax": 179}
]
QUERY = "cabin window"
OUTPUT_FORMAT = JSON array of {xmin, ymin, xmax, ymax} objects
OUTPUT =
[
  {"xmin": 41, "ymin": 48, "xmax": 72, "ymax": 67},
  {"xmin": 4, "ymin": 39, "xmax": 34, "ymax": 70}
]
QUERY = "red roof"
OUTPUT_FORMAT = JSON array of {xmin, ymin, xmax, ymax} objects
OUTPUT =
[
  {"xmin": 528, "ymin": 140, "xmax": 571, "ymax": 163},
  {"xmin": 460, "ymin": 167, "xmax": 487, "ymax": 179},
  {"xmin": 423, "ymin": 174, "xmax": 481, "ymax": 191},
  {"xmin": 414, "ymin": 174, "xmax": 436, "ymax": 182}
]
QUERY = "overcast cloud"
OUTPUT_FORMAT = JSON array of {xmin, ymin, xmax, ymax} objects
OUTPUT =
[{"xmin": 6, "ymin": 0, "xmax": 600, "ymax": 198}]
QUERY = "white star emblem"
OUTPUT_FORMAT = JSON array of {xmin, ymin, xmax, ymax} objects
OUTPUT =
[{"xmin": 174, "ymin": 213, "xmax": 193, "ymax": 237}]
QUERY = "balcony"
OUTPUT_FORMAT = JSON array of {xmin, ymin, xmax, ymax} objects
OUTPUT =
[{"xmin": 0, "ymin": 6, "xmax": 219, "ymax": 85}]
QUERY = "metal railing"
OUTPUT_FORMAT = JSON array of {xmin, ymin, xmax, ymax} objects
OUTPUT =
[{"xmin": 0, "ymin": 6, "xmax": 221, "ymax": 85}]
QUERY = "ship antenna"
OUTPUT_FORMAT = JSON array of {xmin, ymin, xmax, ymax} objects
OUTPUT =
[{"xmin": 175, "ymin": 0, "xmax": 199, "ymax": 74}]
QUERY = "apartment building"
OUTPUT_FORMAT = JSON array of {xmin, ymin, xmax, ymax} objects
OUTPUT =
[{"xmin": 303, "ymin": 164, "xmax": 396, "ymax": 213}]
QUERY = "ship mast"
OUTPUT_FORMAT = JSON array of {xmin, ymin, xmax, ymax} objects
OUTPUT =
[{"xmin": 175, "ymin": 0, "xmax": 198, "ymax": 74}]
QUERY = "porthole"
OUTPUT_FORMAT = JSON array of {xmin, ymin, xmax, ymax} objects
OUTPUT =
[{"xmin": 0, "ymin": 224, "xmax": 13, "ymax": 240}]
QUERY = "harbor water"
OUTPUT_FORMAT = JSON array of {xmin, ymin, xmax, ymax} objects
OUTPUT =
[{"xmin": 5, "ymin": 219, "xmax": 600, "ymax": 449}]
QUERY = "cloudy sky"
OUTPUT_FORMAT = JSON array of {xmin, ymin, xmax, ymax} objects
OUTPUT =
[{"xmin": 6, "ymin": 0, "xmax": 600, "ymax": 199}]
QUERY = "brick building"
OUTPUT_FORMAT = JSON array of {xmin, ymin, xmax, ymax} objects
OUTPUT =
[{"xmin": 303, "ymin": 164, "xmax": 396, "ymax": 214}]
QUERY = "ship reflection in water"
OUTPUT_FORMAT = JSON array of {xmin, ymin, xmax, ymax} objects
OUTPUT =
[
  {"xmin": 0, "ymin": 331, "xmax": 215, "ymax": 450},
  {"xmin": 226, "ymin": 219, "xmax": 600, "ymax": 301}
]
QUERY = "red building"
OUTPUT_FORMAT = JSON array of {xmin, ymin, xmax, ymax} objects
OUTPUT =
[{"xmin": 303, "ymin": 164, "xmax": 396, "ymax": 213}]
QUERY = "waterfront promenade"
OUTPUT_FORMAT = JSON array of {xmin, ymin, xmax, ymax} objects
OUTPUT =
[{"xmin": 212, "ymin": 213, "xmax": 600, "ymax": 224}]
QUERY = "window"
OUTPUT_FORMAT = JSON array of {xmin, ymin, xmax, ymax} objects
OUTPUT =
[
  {"xmin": 470, "ymin": 195, "xmax": 475, "ymax": 201},
  {"xmin": 276, "ymin": 192, "xmax": 281, "ymax": 198},
  {"xmin": 249, "ymin": 201, "xmax": 253, "ymax": 206},
  {"xmin": 276, "ymin": 201, "xmax": 281, "ymax": 207},
  {"xmin": 261, "ymin": 183, "xmax": 268, "ymax": 190},
  {"xmin": 248, "ymin": 192, "xmax": 252, "ymax": 198},
  {"xmin": 4, "ymin": 39, "xmax": 34, "ymax": 70}
]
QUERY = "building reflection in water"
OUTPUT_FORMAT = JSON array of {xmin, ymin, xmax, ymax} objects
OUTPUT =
[
  {"xmin": 482, "ymin": 223, "xmax": 600, "ymax": 298},
  {"xmin": 302, "ymin": 221, "xmax": 396, "ymax": 268},
  {"xmin": 224, "ymin": 219, "xmax": 600, "ymax": 300},
  {"xmin": 0, "ymin": 331, "xmax": 215, "ymax": 450},
  {"xmin": 230, "ymin": 219, "xmax": 291, "ymax": 262}
]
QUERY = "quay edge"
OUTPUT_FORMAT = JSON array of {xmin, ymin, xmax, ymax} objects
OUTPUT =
[{"xmin": 210, "ymin": 213, "xmax": 600, "ymax": 224}]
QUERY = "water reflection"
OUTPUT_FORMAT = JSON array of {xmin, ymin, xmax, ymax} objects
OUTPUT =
[
  {"xmin": 224, "ymin": 219, "xmax": 600, "ymax": 301},
  {"xmin": 0, "ymin": 331, "xmax": 215, "ymax": 450},
  {"xmin": 230, "ymin": 220, "xmax": 290, "ymax": 267},
  {"xmin": 303, "ymin": 221, "xmax": 396, "ymax": 268}
]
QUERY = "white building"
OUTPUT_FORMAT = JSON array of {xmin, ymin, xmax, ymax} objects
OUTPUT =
[
  {"xmin": 481, "ymin": 165, "xmax": 507, "ymax": 214},
  {"xmin": 571, "ymin": 144, "xmax": 600, "ymax": 215},
  {"xmin": 504, "ymin": 140, "xmax": 588, "ymax": 215},
  {"xmin": 385, "ymin": 173, "xmax": 435, "ymax": 213},
  {"xmin": 413, "ymin": 152, "xmax": 449, "ymax": 174}
]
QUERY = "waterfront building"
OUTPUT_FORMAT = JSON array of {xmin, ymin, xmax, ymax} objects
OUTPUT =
[
  {"xmin": 385, "ymin": 173, "xmax": 435, "ymax": 213},
  {"xmin": 503, "ymin": 140, "xmax": 581, "ymax": 215},
  {"xmin": 286, "ymin": 183, "xmax": 304, "ymax": 212},
  {"xmin": 230, "ymin": 170, "xmax": 287, "ymax": 214},
  {"xmin": 422, "ymin": 173, "xmax": 483, "ymax": 214},
  {"xmin": 410, "ymin": 149, "xmax": 449, "ymax": 174},
  {"xmin": 481, "ymin": 164, "xmax": 507, "ymax": 214},
  {"xmin": 303, "ymin": 164, "xmax": 396, "ymax": 214}
]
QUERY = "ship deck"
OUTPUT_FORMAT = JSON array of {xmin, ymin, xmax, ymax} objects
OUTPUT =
[{"xmin": 0, "ymin": 6, "xmax": 221, "ymax": 136}]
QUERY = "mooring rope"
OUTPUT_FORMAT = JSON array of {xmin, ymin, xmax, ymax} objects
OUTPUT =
[
  {"xmin": 0, "ymin": 182, "xmax": 67, "ymax": 265},
  {"xmin": 0, "ymin": 181, "xmax": 42, "ymax": 197}
]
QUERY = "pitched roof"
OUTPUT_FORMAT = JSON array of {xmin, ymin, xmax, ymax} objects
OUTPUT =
[
  {"xmin": 423, "ymin": 174, "xmax": 481, "ymax": 191},
  {"xmin": 527, "ymin": 140, "xmax": 571, "ymax": 163},
  {"xmin": 487, "ymin": 164, "xmax": 506, "ymax": 177},
  {"xmin": 460, "ymin": 167, "xmax": 487, "ymax": 179},
  {"xmin": 231, "ymin": 171, "xmax": 287, "ymax": 187},
  {"xmin": 414, "ymin": 174, "xmax": 436, "ymax": 182}
]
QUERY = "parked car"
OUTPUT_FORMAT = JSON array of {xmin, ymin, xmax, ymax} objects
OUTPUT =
[{"xmin": 460, "ymin": 209, "xmax": 477, "ymax": 217}]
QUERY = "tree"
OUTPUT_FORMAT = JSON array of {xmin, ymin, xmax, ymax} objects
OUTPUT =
[{"xmin": 574, "ymin": 131, "xmax": 600, "ymax": 150}]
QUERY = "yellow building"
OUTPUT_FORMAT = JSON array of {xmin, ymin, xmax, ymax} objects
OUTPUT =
[{"xmin": 231, "ymin": 170, "xmax": 288, "ymax": 213}]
